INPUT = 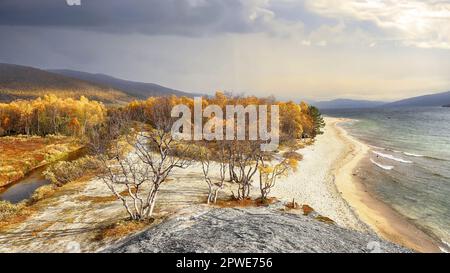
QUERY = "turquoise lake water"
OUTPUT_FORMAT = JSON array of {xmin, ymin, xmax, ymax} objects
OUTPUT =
[{"xmin": 325, "ymin": 107, "xmax": 450, "ymax": 252}]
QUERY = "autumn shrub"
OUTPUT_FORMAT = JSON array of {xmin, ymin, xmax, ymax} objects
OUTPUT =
[
  {"xmin": 0, "ymin": 201, "xmax": 24, "ymax": 221},
  {"xmin": 283, "ymin": 151, "xmax": 303, "ymax": 161},
  {"xmin": 171, "ymin": 142, "xmax": 200, "ymax": 160},
  {"xmin": 281, "ymin": 138, "xmax": 305, "ymax": 150},
  {"xmin": 44, "ymin": 156, "xmax": 101, "ymax": 186},
  {"xmin": 304, "ymin": 138, "xmax": 315, "ymax": 146},
  {"xmin": 44, "ymin": 144, "xmax": 72, "ymax": 163},
  {"xmin": 29, "ymin": 185, "xmax": 56, "ymax": 203}
]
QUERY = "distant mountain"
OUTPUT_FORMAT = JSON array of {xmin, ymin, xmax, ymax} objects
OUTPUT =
[
  {"xmin": 49, "ymin": 69, "xmax": 200, "ymax": 99},
  {"xmin": 313, "ymin": 99, "xmax": 386, "ymax": 109},
  {"xmin": 444, "ymin": 104, "xmax": 450, "ymax": 107},
  {"xmin": 383, "ymin": 91, "xmax": 450, "ymax": 108},
  {"xmin": 0, "ymin": 63, "xmax": 130, "ymax": 103}
]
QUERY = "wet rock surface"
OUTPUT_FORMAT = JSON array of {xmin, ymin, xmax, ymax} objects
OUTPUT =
[{"xmin": 105, "ymin": 207, "xmax": 411, "ymax": 253}]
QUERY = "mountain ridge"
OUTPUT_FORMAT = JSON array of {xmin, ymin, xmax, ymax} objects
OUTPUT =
[
  {"xmin": 0, "ymin": 63, "xmax": 199, "ymax": 103},
  {"xmin": 0, "ymin": 63, "xmax": 131, "ymax": 103},
  {"xmin": 313, "ymin": 98, "xmax": 386, "ymax": 109},
  {"xmin": 382, "ymin": 91, "xmax": 450, "ymax": 108},
  {"xmin": 49, "ymin": 69, "xmax": 201, "ymax": 99},
  {"xmin": 313, "ymin": 91, "xmax": 450, "ymax": 109},
  {"xmin": 2, "ymin": 63, "xmax": 449, "ymax": 108}
]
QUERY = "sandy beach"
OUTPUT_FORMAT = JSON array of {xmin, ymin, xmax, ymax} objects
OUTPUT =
[
  {"xmin": 329, "ymin": 118, "xmax": 441, "ymax": 253},
  {"xmin": 273, "ymin": 117, "xmax": 441, "ymax": 252},
  {"xmin": 271, "ymin": 118, "xmax": 365, "ymax": 231}
]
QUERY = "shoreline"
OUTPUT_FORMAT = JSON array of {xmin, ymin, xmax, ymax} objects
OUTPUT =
[
  {"xmin": 330, "ymin": 117, "xmax": 442, "ymax": 253},
  {"xmin": 271, "ymin": 118, "xmax": 366, "ymax": 232},
  {"xmin": 0, "ymin": 137, "xmax": 83, "ymax": 189}
]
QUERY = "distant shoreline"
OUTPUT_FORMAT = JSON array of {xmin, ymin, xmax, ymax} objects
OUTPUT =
[{"xmin": 330, "ymin": 118, "xmax": 442, "ymax": 253}]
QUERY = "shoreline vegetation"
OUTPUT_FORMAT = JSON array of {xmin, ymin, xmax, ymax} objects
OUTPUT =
[
  {"xmin": 331, "ymin": 118, "xmax": 441, "ymax": 253},
  {"xmin": 0, "ymin": 135, "xmax": 82, "ymax": 188}
]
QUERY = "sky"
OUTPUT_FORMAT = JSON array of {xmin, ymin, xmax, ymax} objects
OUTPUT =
[{"xmin": 0, "ymin": 0, "xmax": 450, "ymax": 101}]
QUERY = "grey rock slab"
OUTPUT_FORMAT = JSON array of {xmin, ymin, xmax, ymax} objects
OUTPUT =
[{"xmin": 104, "ymin": 207, "xmax": 411, "ymax": 253}]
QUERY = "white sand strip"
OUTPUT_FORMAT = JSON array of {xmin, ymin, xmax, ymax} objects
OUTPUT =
[{"xmin": 271, "ymin": 117, "xmax": 366, "ymax": 231}]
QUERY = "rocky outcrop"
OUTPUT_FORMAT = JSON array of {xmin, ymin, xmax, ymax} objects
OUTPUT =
[{"xmin": 105, "ymin": 207, "xmax": 411, "ymax": 253}]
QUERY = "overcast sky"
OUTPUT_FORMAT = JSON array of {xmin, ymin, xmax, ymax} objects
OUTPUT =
[{"xmin": 1, "ymin": 0, "xmax": 450, "ymax": 101}]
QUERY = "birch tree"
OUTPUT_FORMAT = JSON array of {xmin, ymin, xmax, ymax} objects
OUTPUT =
[
  {"xmin": 89, "ymin": 98, "xmax": 193, "ymax": 220},
  {"xmin": 198, "ymin": 141, "xmax": 227, "ymax": 204}
]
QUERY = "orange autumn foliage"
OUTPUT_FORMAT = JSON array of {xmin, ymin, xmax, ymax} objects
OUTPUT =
[{"xmin": 0, "ymin": 95, "xmax": 106, "ymax": 136}]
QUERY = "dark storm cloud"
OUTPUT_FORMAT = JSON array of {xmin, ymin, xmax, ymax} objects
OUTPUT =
[{"xmin": 0, "ymin": 0, "xmax": 272, "ymax": 36}]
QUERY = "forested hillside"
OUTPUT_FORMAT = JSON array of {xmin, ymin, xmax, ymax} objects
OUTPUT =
[{"xmin": 0, "ymin": 63, "xmax": 131, "ymax": 103}]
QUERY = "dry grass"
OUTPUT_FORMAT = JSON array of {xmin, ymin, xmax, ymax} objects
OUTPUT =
[
  {"xmin": 58, "ymin": 208, "xmax": 78, "ymax": 224},
  {"xmin": 44, "ymin": 156, "xmax": 101, "ymax": 187},
  {"xmin": 36, "ymin": 172, "xmax": 100, "ymax": 205},
  {"xmin": 0, "ymin": 201, "xmax": 23, "ymax": 222},
  {"xmin": 315, "ymin": 215, "xmax": 335, "ymax": 224},
  {"xmin": 215, "ymin": 197, "xmax": 278, "ymax": 208},
  {"xmin": 64, "ymin": 217, "xmax": 77, "ymax": 224},
  {"xmin": 0, "ymin": 211, "xmax": 34, "ymax": 231},
  {"xmin": 77, "ymin": 195, "xmax": 118, "ymax": 204},
  {"xmin": 31, "ymin": 221, "xmax": 55, "ymax": 237},
  {"xmin": 0, "ymin": 201, "xmax": 36, "ymax": 231},
  {"xmin": 76, "ymin": 189, "xmax": 136, "ymax": 204},
  {"xmin": 94, "ymin": 219, "xmax": 153, "ymax": 241},
  {"xmin": 280, "ymin": 139, "xmax": 306, "ymax": 151},
  {"xmin": 0, "ymin": 135, "xmax": 80, "ymax": 187}
]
